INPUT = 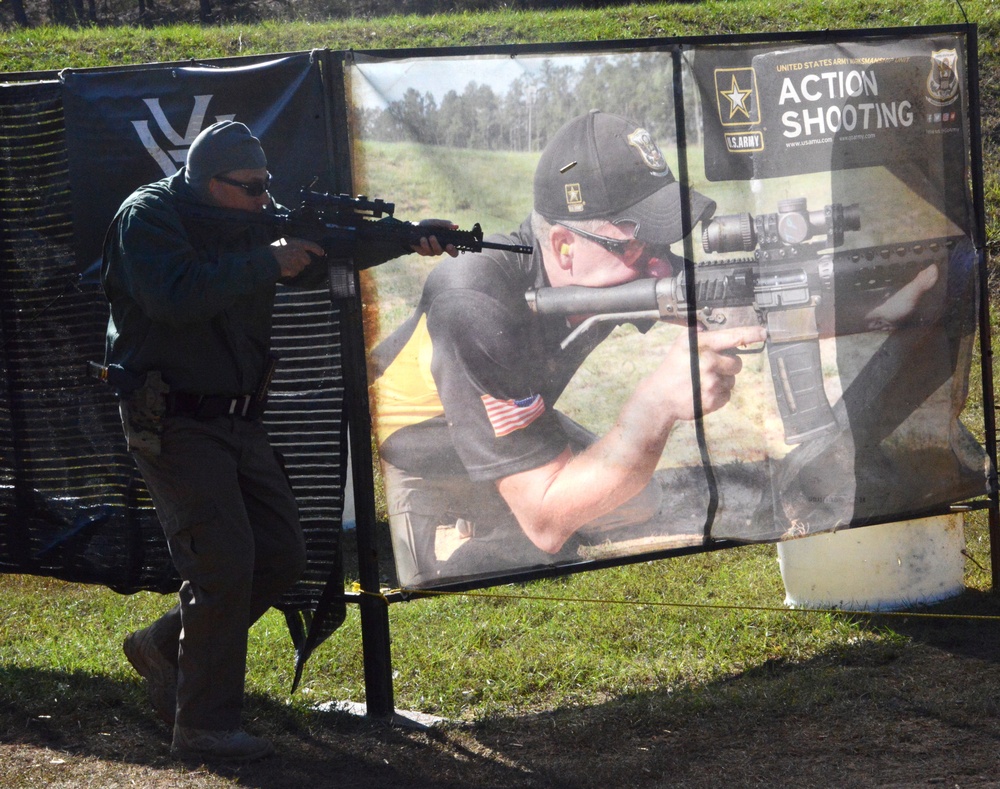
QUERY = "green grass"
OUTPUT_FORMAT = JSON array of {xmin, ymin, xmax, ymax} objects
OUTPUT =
[
  {"xmin": 358, "ymin": 142, "xmax": 538, "ymax": 341},
  {"xmin": 1, "ymin": 0, "xmax": 998, "ymax": 749},
  {"xmin": 0, "ymin": 1, "xmax": 990, "ymax": 74},
  {"xmin": 0, "ymin": 558, "xmax": 893, "ymax": 720},
  {"xmin": 3, "ymin": 515, "xmax": 993, "ymax": 724}
]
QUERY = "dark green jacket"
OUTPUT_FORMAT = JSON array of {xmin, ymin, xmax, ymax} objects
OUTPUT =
[{"xmin": 102, "ymin": 169, "xmax": 392, "ymax": 396}]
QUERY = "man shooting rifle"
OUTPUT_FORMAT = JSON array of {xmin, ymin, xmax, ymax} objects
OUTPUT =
[
  {"xmin": 103, "ymin": 120, "xmax": 458, "ymax": 760},
  {"xmin": 526, "ymin": 193, "xmax": 984, "ymax": 538},
  {"xmin": 370, "ymin": 110, "xmax": 764, "ymax": 586}
]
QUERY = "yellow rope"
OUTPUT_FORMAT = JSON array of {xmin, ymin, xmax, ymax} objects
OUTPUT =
[{"xmin": 350, "ymin": 583, "xmax": 1000, "ymax": 621}]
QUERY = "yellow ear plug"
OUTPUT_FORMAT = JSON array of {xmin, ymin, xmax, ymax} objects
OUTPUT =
[{"xmin": 561, "ymin": 243, "xmax": 571, "ymax": 255}]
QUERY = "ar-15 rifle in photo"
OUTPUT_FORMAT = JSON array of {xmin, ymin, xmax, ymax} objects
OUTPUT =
[
  {"xmin": 186, "ymin": 186, "xmax": 533, "ymax": 297},
  {"xmin": 526, "ymin": 197, "xmax": 965, "ymax": 445}
]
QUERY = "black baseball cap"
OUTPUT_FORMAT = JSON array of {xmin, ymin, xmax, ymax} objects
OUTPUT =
[{"xmin": 533, "ymin": 110, "xmax": 716, "ymax": 246}]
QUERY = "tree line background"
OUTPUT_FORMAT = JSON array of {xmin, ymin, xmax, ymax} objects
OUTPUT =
[
  {"xmin": 1, "ymin": 0, "xmax": 645, "ymax": 28},
  {"xmin": 356, "ymin": 54, "xmax": 703, "ymax": 154}
]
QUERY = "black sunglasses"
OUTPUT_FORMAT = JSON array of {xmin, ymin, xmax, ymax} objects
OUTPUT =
[
  {"xmin": 214, "ymin": 172, "xmax": 272, "ymax": 197},
  {"xmin": 553, "ymin": 220, "xmax": 644, "ymax": 259}
]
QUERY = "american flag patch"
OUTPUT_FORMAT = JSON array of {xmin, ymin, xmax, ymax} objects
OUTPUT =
[{"xmin": 481, "ymin": 393, "xmax": 545, "ymax": 437}]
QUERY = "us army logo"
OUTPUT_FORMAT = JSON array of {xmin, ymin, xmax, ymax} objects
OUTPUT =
[
  {"xmin": 714, "ymin": 67, "xmax": 764, "ymax": 154},
  {"xmin": 926, "ymin": 49, "xmax": 960, "ymax": 107},
  {"xmin": 131, "ymin": 94, "xmax": 235, "ymax": 176},
  {"xmin": 715, "ymin": 67, "xmax": 761, "ymax": 125},
  {"xmin": 565, "ymin": 183, "xmax": 585, "ymax": 213}
]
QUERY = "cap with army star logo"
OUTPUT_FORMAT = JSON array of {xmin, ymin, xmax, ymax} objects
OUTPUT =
[{"xmin": 533, "ymin": 109, "xmax": 716, "ymax": 246}]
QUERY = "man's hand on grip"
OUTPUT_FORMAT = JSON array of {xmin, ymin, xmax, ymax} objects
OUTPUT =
[
  {"xmin": 650, "ymin": 325, "xmax": 767, "ymax": 423},
  {"xmin": 271, "ymin": 236, "xmax": 325, "ymax": 278}
]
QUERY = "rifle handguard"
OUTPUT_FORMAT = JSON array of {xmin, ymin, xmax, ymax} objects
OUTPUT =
[{"xmin": 526, "ymin": 276, "xmax": 839, "ymax": 445}]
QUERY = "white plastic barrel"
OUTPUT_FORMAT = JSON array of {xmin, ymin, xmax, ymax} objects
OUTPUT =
[{"xmin": 776, "ymin": 514, "xmax": 965, "ymax": 610}]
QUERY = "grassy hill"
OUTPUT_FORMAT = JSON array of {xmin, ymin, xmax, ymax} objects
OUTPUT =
[
  {"xmin": 2, "ymin": 4, "xmax": 1000, "ymax": 788},
  {"xmin": 1, "ymin": 0, "xmax": 997, "ymax": 265}
]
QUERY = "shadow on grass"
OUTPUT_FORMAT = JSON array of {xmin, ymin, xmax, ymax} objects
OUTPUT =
[
  {"xmin": 3, "ymin": 591, "xmax": 1000, "ymax": 788},
  {"xmin": 462, "ymin": 591, "xmax": 1000, "ymax": 788},
  {"xmin": 872, "ymin": 586, "xmax": 1000, "ymax": 661},
  {"xmin": 0, "ymin": 662, "xmax": 540, "ymax": 788}
]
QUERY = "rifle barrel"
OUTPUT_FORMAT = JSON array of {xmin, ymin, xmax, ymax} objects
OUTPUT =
[{"xmin": 480, "ymin": 240, "xmax": 533, "ymax": 255}]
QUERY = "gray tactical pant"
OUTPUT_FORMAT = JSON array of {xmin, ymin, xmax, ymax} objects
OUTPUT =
[{"xmin": 126, "ymin": 411, "xmax": 306, "ymax": 731}]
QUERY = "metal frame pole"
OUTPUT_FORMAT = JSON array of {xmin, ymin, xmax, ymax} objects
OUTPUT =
[
  {"xmin": 341, "ymin": 295, "xmax": 395, "ymax": 718},
  {"xmin": 320, "ymin": 48, "xmax": 395, "ymax": 717},
  {"xmin": 964, "ymin": 27, "xmax": 1000, "ymax": 589}
]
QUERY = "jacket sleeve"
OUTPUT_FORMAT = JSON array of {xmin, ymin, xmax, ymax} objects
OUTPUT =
[
  {"xmin": 107, "ymin": 197, "xmax": 281, "ymax": 325},
  {"xmin": 353, "ymin": 238, "xmax": 414, "ymax": 270}
]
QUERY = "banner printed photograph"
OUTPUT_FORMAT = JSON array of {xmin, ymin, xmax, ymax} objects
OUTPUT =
[
  {"xmin": 689, "ymin": 35, "xmax": 988, "ymax": 542},
  {"xmin": 349, "ymin": 36, "xmax": 990, "ymax": 589}
]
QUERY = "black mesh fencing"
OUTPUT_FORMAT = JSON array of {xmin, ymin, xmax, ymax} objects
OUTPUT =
[
  {"xmin": 0, "ymin": 80, "xmax": 347, "ymax": 649},
  {"xmin": 0, "ymin": 80, "xmax": 173, "ymax": 592}
]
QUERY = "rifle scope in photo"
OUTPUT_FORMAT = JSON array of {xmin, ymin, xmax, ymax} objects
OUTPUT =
[{"xmin": 702, "ymin": 198, "xmax": 861, "ymax": 254}]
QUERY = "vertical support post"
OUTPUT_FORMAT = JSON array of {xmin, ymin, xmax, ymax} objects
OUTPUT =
[
  {"xmin": 319, "ymin": 47, "xmax": 395, "ymax": 717},
  {"xmin": 978, "ymin": 260, "xmax": 998, "ymax": 592},
  {"xmin": 965, "ymin": 26, "xmax": 1000, "ymax": 589},
  {"xmin": 340, "ymin": 289, "xmax": 395, "ymax": 719}
]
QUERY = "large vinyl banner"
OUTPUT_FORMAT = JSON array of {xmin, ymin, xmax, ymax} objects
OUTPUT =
[
  {"xmin": 352, "ymin": 31, "xmax": 991, "ymax": 588},
  {"xmin": 62, "ymin": 53, "xmax": 328, "ymax": 274}
]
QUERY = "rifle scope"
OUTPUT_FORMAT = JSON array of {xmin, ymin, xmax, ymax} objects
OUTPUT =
[{"xmin": 702, "ymin": 198, "xmax": 860, "ymax": 254}]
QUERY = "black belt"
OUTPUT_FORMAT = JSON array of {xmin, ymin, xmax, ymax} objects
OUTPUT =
[{"xmin": 166, "ymin": 392, "xmax": 257, "ymax": 419}]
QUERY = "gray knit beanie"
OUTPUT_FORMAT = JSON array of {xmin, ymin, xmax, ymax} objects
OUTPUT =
[{"xmin": 184, "ymin": 120, "xmax": 267, "ymax": 198}]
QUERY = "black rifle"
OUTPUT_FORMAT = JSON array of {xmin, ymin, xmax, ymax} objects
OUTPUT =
[
  {"xmin": 278, "ymin": 189, "xmax": 532, "ymax": 255},
  {"xmin": 186, "ymin": 188, "xmax": 532, "ymax": 297},
  {"xmin": 526, "ymin": 198, "xmax": 962, "ymax": 445}
]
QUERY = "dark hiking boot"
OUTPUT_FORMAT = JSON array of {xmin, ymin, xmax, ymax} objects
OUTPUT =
[
  {"xmin": 171, "ymin": 726, "xmax": 275, "ymax": 761},
  {"xmin": 123, "ymin": 627, "xmax": 177, "ymax": 726}
]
